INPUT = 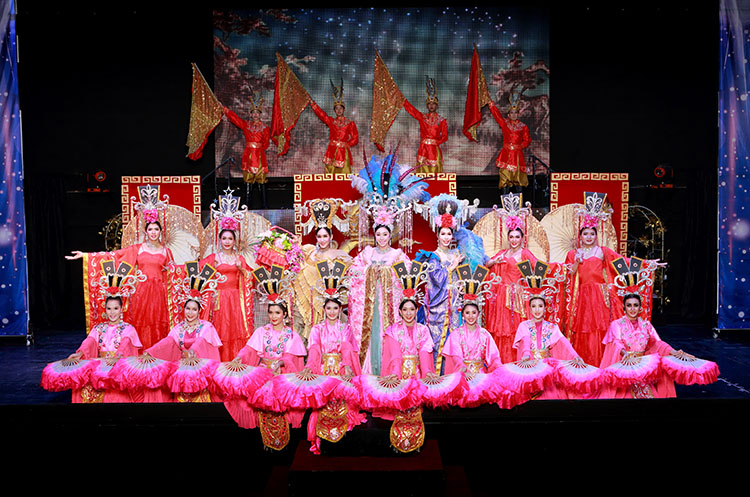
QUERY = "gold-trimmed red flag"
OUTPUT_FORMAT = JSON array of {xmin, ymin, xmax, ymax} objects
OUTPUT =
[
  {"xmin": 270, "ymin": 53, "xmax": 310, "ymax": 155},
  {"xmin": 463, "ymin": 46, "xmax": 493, "ymax": 142},
  {"xmin": 186, "ymin": 63, "xmax": 223, "ymax": 160},
  {"xmin": 370, "ymin": 51, "xmax": 405, "ymax": 153}
]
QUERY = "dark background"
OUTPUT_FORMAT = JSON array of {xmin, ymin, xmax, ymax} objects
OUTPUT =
[{"xmin": 16, "ymin": 2, "xmax": 718, "ymax": 331}]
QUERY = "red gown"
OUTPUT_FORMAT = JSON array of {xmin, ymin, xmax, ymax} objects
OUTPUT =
[
  {"xmin": 404, "ymin": 99, "xmax": 448, "ymax": 173},
  {"xmin": 484, "ymin": 248, "xmax": 537, "ymax": 363},
  {"xmin": 488, "ymin": 102, "xmax": 531, "ymax": 188},
  {"xmin": 199, "ymin": 253, "xmax": 254, "ymax": 362},
  {"xmin": 564, "ymin": 247, "xmax": 625, "ymax": 366},
  {"xmin": 310, "ymin": 101, "xmax": 358, "ymax": 174},
  {"xmin": 225, "ymin": 108, "xmax": 270, "ymax": 184},
  {"xmin": 116, "ymin": 244, "xmax": 173, "ymax": 351}
]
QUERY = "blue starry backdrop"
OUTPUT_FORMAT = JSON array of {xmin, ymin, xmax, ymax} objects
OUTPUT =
[
  {"xmin": 212, "ymin": 7, "xmax": 549, "ymax": 177},
  {"xmin": 719, "ymin": 1, "xmax": 750, "ymax": 329},
  {"xmin": 0, "ymin": 2, "xmax": 28, "ymax": 337}
]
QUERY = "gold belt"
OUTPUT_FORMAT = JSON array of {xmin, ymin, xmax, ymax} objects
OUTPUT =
[
  {"xmin": 463, "ymin": 359, "xmax": 483, "ymax": 374},
  {"xmin": 401, "ymin": 355, "xmax": 418, "ymax": 379},
  {"xmin": 532, "ymin": 349, "xmax": 551, "ymax": 360},
  {"xmin": 247, "ymin": 142, "xmax": 262, "ymax": 149},
  {"xmin": 331, "ymin": 140, "xmax": 349, "ymax": 148},
  {"xmin": 322, "ymin": 352, "xmax": 342, "ymax": 376},
  {"xmin": 421, "ymin": 138, "xmax": 438, "ymax": 146}
]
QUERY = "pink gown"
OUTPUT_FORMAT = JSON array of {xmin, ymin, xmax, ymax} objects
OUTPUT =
[
  {"xmin": 598, "ymin": 317, "xmax": 676, "ymax": 399},
  {"xmin": 146, "ymin": 320, "xmax": 222, "ymax": 362},
  {"xmin": 116, "ymin": 245, "xmax": 173, "ymax": 350},
  {"xmin": 381, "ymin": 322, "xmax": 435, "ymax": 379},
  {"xmin": 564, "ymin": 247, "xmax": 624, "ymax": 366},
  {"xmin": 200, "ymin": 253, "xmax": 254, "ymax": 362},
  {"xmin": 305, "ymin": 320, "xmax": 366, "ymax": 453},
  {"xmin": 223, "ymin": 325, "xmax": 307, "ymax": 429},
  {"xmin": 441, "ymin": 324, "xmax": 502, "ymax": 375},
  {"xmin": 72, "ymin": 322, "xmax": 142, "ymax": 403},
  {"xmin": 485, "ymin": 248, "xmax": 537, "ymax": 362},
  {"xmin": 513, "ymin": 319, "xmax": 579, "ymax": 399}
]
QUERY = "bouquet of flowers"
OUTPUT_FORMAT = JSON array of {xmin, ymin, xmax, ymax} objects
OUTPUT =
[{"xmin": 250, "ymin": 226, "xmax": 304, "ymax": 273}]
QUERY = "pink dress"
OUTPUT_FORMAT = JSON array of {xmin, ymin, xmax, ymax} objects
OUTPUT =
[
  {"xmin": 200, "ymin": 253, "xmax": 254, "ymax": 362},
  {"xmin": 72, "ymin": 322, "xmax": 142, "ymax": 403},
  {"xmin": 381, "ymin": 322, "xmax": 435, "ymax": 379},
  {"xmin": 513, "ymin": 319, "xmax": 578, "ymax": 399},
  {"xmin": 598, "ymin": 317, "xmax": 676, "ymax": 399},
  {"xmin": 117, "ymin": 245, "xmax": 173, "ymax": 350},
  {"xmin": 224, "ymin": 325, "xmax": 307, "ymax": 429},
  {"xmin": 146, "ymin": 320, "xmax": 222, "ymax": 362},
  {"xmin": 441, "ymin": 324, "xmax": 502, "ymax": 374},
  {"xmin": 485, "ymin": 248, "xmax": 537, "ymax": 362}
]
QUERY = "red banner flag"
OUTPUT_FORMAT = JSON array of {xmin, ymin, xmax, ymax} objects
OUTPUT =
[
  {"xmin": 270, "ymin": 53, "xmax": 310, "ymax": 155},
  {"xmin": 186, "ymin": 63, "xmax": 224, "ymax": 160},
  {"xmin": 370, "ymin": 51, "xmax": 405, "ymax": 152},
  {"xmin": 463, "ymin": 46, "xmax": 493, "ymax": 142}
]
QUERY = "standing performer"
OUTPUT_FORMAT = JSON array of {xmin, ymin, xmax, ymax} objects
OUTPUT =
[
  {"xmin": 305, "ymin": 262, "xmax": 365, "ymax": 454},
  {"xmin": 414, "ymin": 193, "xmax": 486, "ymax": 372},
  {"xmin": 403, "ymin": 76, "xmax": 448, "ymax": 174},
  {"xmin": 484, "ymin": 193, "xmax": 537, "ymax": 362},
  {"xmin": 200, "ymin": 189, "xmax": 255, "ymax": 362},
  {"xmin": 488, "ymin": 90, "xmax": 531, "ymax": 192},
  {"xmin": 66, "ymin": 185, "xmax": 174, "ymax": 350},
  {"xmin": 309, "ymin": 80, "xmax": 359, "ymax": 174},
  {"xmin": 442, "ymin": 264, "xmax": 502, "ymax": 375},
  {"xmin": 292, "ymin": 198, "xmax": 354, "ymax": 342},
  {"xmin": 349, "ymin": 152, "xmax": 430, "ymax": 375},
  {"xmin": 223, "ymin": 90, "xmax": 271, "ymax": 207}
]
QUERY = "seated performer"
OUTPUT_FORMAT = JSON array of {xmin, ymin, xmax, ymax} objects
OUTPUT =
[
  {"xmin": 403, "ymin": 76, "xmax": 448, "ymax": 174},
  {"xmin": 381, "ymin": 295, "xmax": 436, "ymax": 380},
  {"xmin": 309, "ymin": 79, "xmax": 358, "ymax": 174},
  {"xmin": 599, "ymin": 293, "xmax": 693, "ymax": 399},
  {"xmin": 442, "ymin": 264, "xmax": 502, "ymax": 374}
]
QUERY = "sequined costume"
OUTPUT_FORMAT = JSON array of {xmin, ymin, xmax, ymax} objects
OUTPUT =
[
  {"xmin": 310, "ymin": 100, "xmax": 359, "ymax": 174},
  {"xmin": 224, "ymin": 107, "xmax": 270, "ymax": 184},
  {"xmin": 403, "ymin": 99, "xmax": 448, "ymax": 173},
  {"xmin": 488, "ymin": 101, "xmax": 530, "ymax": 188},
  {"xmin": 441, "ymin": 324, "xmax": 502, "ymax": 375}
]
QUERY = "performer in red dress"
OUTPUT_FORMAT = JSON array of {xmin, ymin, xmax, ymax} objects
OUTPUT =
[
  {"xmin": 309, "ymin": 79, "xmax": 359, "ymax": 174},
  {"xmin": 66, "ymin": 185, "xmax": 174, "ymax": 350},
  {"xmin": 223, "ymin": 90, "xmax": 271, "ymax": 207},
  {"xmin": 403, "ymin": 76, "xmax": 448, "ymax": 174},
  {"xmin": 488, "ymin": 90, "xmax": 531, "ymax": 192},
  {"xmin": 484, "ymin": 193, "xmax": 537, "ymax": 362}
]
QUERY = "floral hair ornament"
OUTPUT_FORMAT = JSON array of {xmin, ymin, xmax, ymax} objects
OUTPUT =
[
  {"xmin": 414, "ymin": 193, "xmax": 479, "ymax": 234},
  {"xmin": 314, "ymin": 260, "xmax": 350, "ymax": 307},
  {"xmin": 575, "ymin": 191, "xmax": 612, "ymax": 247},
  {"xmin": 97, "ymin": 259, "xmax": 145, "ymax": 306},
  {"xmin": 297, "ymin": 198, "xmax": 354, "ymax": 236},
  {"xmin": 392, "ymin": 260, "xmax": 431, "ymax": 307},
  {"xmin": 210, "ymin": 187, "xmax": 248, "ymax": 250},
  {"xmin": 175, "ymin": 260, "xmax": 223, "ymax": 309},
  {"xmin": 131, "ymin": 184, "xmax": 169, "ymax": 243},
  {"xmin": 351, "ymin": 149, "xmax": 430, "ymax": 250},
  {"xmin": 493, "ymin": 192, "xmax": 531, "ymax": 247},
  {"xmin": 451, "ymin": 263, "xmax": 500, "ymax": 317}
]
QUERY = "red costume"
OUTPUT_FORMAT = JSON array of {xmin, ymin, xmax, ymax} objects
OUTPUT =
[
  {"xmin": 224, "ymin": 107, "xmax": 270, "ymax": 184},
  {"xmin": 404, "ymin": 99, "xmax": 448, "ymax": 173},
  {"xmin": 488, "ymin": 101, "xmax": 531, "ymax": 188},
  {"xmin": 310, "ymin": 100, "xmax": 358, "ymax": 174}
]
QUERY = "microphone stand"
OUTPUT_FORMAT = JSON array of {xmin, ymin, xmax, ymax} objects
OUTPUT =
[
  {"xmin": 201, "ymin": 157, "xmax": 235, "ymax": 198},
  {"xmin": 528, "ymin": 154, "xmax": 553, "ymax": 209}
]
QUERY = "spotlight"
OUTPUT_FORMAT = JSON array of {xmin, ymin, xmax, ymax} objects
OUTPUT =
[{"xmin": 86, "ymin": 170, "xmax": 110, "ymax": 193}]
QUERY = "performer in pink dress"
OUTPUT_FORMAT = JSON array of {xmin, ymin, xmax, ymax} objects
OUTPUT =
[
  {"xmin": 381, "ymin": 299, "xmax": 435, "ymax": 379},
  {"xmin": 69, "ymin": 296, "xmax": 142, "ymax": 403},
  {"xmin": 485, "ymin": 194, "xmax": 538, "ymax": 362},
  {"xmin": 442, "ymin": 299, "xmax": 502, "ymax": 375},
  {"xmin": 147, "ymin": 300, "xmax": 222, "ymax": 362},
  {"xmin": 201, "ymin": 189, "xmax": 255, "ymax": 362},
  {"xmin": 599, "ymin": 294, "xmax": 692, "ymax": 399},
  {"xmin": 403, "ymin": 76, "xmax": 448, "ymax": 174},
  {"xmin": 309, "ymin": 80, "xmax": 358, "ymax": 174}
]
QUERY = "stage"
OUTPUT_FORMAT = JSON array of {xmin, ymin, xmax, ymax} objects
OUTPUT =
[{"xmin": 3, "ymin": 323, "xmax": 749, "ymax": 494}]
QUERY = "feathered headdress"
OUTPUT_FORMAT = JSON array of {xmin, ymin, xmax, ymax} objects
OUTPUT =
[
  {"xmin": 252, "ymin": 264, "xmax": 294, "ymax": 307},
  {"xmin": 330, "ymin": 78, "xmax": 345, "ymax": 108},
  {"xmin": 97, "ymin": 259, "xmax": 145, "ymax": 304},
  {"xmin": 392, "ymin": 260, "xmax": 431, "ymax": 307},
  {"xmin": 451, "ymin": 263, "xmax": 500, "ymax": 316},
  {"xmin": 174, "ymin": 261, "xmax": 222, "ymax": 309},
  {"xmin": 210, "ymin": 188, "xmax": 248, "ymax": 250},
  {"xmin": 131, "ymin": 184, "xmax": 169, "ymax": 242},
  {"xmin": 297, "ymin": 198, "xmax": 354, "ymax": 236},
  {"xmin": 351, "ymin": 151, "xmax": 430, "ymax": 250},
  {"xmin": 425, "ymin": 75, "xmax": 439, "ymax": 105},
  {"xmin": 314, "ymin": 260, "xmax": 350, "ymax": 307}
]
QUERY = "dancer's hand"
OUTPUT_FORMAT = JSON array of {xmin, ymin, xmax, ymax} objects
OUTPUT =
[{"xmin": 65, "ymin": 251, "xmax": 84, "ymax": 260}]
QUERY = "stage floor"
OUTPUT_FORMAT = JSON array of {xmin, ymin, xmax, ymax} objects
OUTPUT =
[{"xmin": 2, "ymin": 324, "xmax": 749, "ymax": 494}]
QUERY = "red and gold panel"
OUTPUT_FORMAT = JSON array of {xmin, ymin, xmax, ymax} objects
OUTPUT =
[
  {"xmin": 293, "ymin": 172, "xmax": 456, "ymax": 258},
  {"xmin": 121, "ymin": 176, "xmax": 202, "ymax": 224},
  {"xmin": 550, "ymin": 172, "xmax": 629, "ymax": 255}
]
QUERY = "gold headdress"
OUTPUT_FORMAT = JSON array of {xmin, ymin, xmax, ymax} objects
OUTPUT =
[
  {"xmin": 330, "ymin": 78, "xmax": 345, "ymax": 108},
  {"xmin": 98, "ymin": 259, "xmax": 145, "ymax": 303},
  {"xmin": 314, "ymin": 260, "xmax": 350, "ymax": 307},
  {"xmin": 451, "ymin": 263, "xmax": 500, "ymax": 316},
  {"xmin": 297, "ymin": 198, "xmax": 354, "ymax": 236},
  {"xmin": 175, "ymin": 261, "xmax": 222, "ymax": 309},
  {"xmin": 509, "ymin": 87, "xmax": 522, "ymax": 113},
  {"xmin": 249, "ymin": 89, "xmax": 264, "ymax": 112},
  {"xmin": 252, "ymin": 264, "xmax": 294, "ymax": 307},
  {"xmin": 392, "ymin": 260, "xmax": 431, "ymax": 307},
  {"xmin": 425, "ymin": 75, "xmax": 439, "ymax": 104}
]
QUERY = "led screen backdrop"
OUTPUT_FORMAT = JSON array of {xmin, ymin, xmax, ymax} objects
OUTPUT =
[
  {"xmin": 212, "ymin": 7, "xmax": 549, "ymax": 178},
  {"xmin": 719, "ymin": 0, "xmax": 750, "ymax": 329}
]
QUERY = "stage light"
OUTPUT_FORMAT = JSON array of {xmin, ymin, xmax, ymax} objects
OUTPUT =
[
  {"xmin": 86, "ymin": 170, "xmax": 110, "ymax": 193},
  {"xmin": 653, "ymin": 164, "xmax": 673, "ymax": 179}
]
